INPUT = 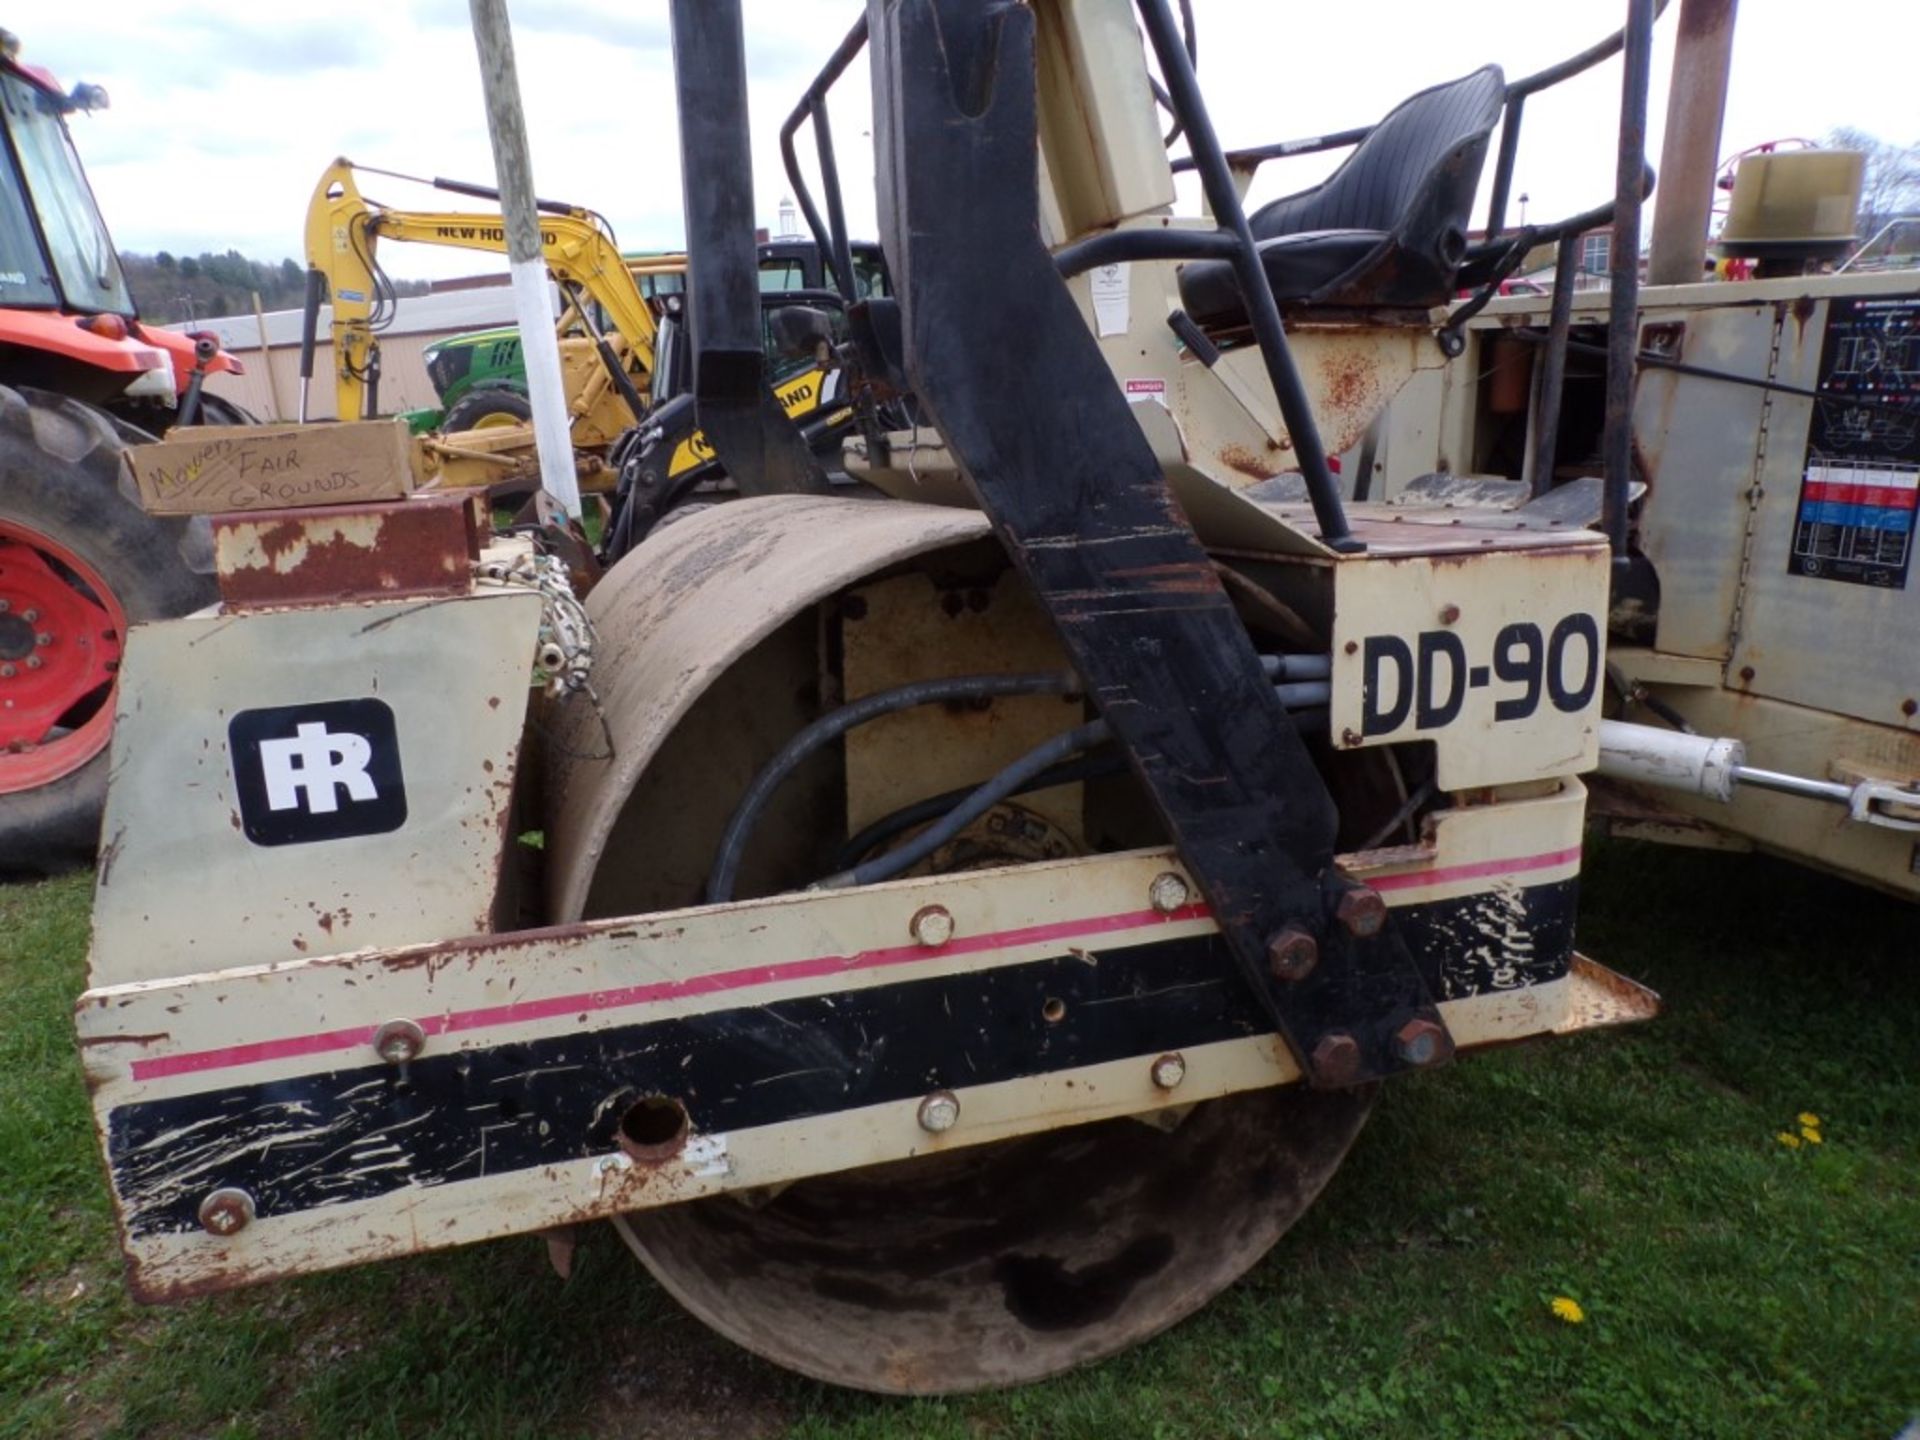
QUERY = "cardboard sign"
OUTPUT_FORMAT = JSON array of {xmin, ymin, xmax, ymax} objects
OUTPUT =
[{"xmin": 125, "ymin": 419, "xmax": 416, "ymax": 516}]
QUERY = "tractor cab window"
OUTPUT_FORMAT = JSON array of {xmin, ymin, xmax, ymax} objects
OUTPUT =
[
  {"xmin": 0, "ymin": 121, "xmax": 54, "ymax": 307},
  {"xmin": 852, "ymin": 250, "xmax": 889, "ymax": 300},
  {"xmin": 758, "ymin": 258, "xmax": 808, "ymax": 293},
  {"xmin": 0, "ymin": 70, "xmax": 133, "ymax": 316}
]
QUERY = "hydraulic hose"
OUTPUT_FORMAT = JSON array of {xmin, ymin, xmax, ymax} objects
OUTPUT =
[
  {"xmin": 704, "ymin": 670, "xmax": 1084, "ymax": 903},
  {"xmin": 813, "ymin": 679, "xmax": 1331, "ymax": 891},
  {"xmin": 704, "ymin": 655, "xmax": 1334, "ymax": 904}
]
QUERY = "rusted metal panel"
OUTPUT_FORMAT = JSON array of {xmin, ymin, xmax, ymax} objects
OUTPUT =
[
  {"xmin": 1729, "ymin": 286, "xmax": 1920, "ymax": 731},
  {"xmin": 212, "ymin": 493, "xmax": 482, "ymax": 610},
  {"xmin": 89, "ymin": 587, "xmax": 545, "ymax": 987}
]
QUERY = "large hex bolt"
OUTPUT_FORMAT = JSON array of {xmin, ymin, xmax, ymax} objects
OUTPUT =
[
  {"xmin": 373, "ymin": 1018, "xmax": 426, "ymax": 1065},
  {"xmin": 1267, "ymin": 924, "xmax": 1319, "ymax": 982},
  {"xmin": 917, "ymin": 1090, "xmax": 961, "ymax": 1133},
  {"xmin": 910, "ymin": 904, "xmax": 955, "ymax": 949},
  {"xmin": 1333, "ymin": 884, "xmax": 1388, "ymax": 939},
  {"xmin": 197, "ymin": 1187, "xmax": 256, "ymax": 1237},
  {"xmin": 1148, "ymin": 871, "xmax": 1190, "ymax": 914},
  {"xmin": 1393, "ymin": 1016, "xmax": 1454, "ymax": 1068},
  {"xmin": 1310, "ymin": 1032, "xmax": 1363, "ymax": 1087}
]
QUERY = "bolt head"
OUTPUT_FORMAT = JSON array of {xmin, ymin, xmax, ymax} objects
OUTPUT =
[
  {"xmin": 197, "ymin": 1187, "xmax": 255, "ymax": 1236},
  {"xmin": 35, "ymin": 632, "xmax": 52, "ymax": 647},
  {"xmin": 1310, "ymin": 1032, "xmax": 1363, "ymax": 1087},
  {"xmin": 1439, "ymin": 603, "xmax": 1461, "ymax": 625},
  {"xmin": 23, "ymin": 655, "xmax": 40, "ymax": 670},
  {"xmin": 1148, "ymin": 871, "xmax": 1190, "ymax": 914},
  {"xmin": 19, "ymin": 608, "xmax": 35, "ymax": 623},
  {"xmin": 917, "ymin": 1089, "xmax": 961, "ymax": 1133},
  {"xmin": 1393, "ymin": 1016, "xmax": 1453, "ymax": 1068},
  {"xmin": 1267, "ymin": 924, "xmax": 1319, "ymax": 982},
  {"xmin": 0, "ymin": 665, "xmax": 12, "ymax": 679},
  {"xmin": 373, "ymin": 1018, "xmax": 426, "ymax": 1065},
  {"xmin": 910, "ymin": 904, "xmax": 955, "ymax": 948},
  {"xmin": 1333, "ymin": 885, "xmax": 1388, "ymax": 939},
  {"xmin": 1150, "ymin": 1052, "xmax": 1187, "ymax": 1090}
]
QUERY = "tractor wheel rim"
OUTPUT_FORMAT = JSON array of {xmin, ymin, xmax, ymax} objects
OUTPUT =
[{"xmin": 0, "ymin": 522, "xmax": 125, "ymax": 794}]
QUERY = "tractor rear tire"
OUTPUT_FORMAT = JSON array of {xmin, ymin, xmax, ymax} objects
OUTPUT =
[
  {"xmin": 441, "ymin": 385, "xmax": 532, "ymax": 435},
  {"xmin": 0, "ymin": 387, "xmax": 215, "ymax": 876},
  {"xmin": 191, "ymin": 392, "xmax": 259, "ymax": 426}
]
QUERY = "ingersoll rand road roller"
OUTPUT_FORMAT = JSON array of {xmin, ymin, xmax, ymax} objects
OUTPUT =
[{"xmin": 73, "ymin": 0, "xmax": 1661, "ymax": 1394}]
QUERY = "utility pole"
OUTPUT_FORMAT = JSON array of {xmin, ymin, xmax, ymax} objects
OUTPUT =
[{"xmin": 467, "ymin": 0, "xmax": 580, "ymax": 515}]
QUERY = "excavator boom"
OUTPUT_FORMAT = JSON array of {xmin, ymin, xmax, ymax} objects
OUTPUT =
[{"xmin": 303, "ymin": 158, "xmax": 657, "ymax": 423}]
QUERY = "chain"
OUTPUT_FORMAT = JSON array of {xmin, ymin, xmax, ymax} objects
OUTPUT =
[{"xmin": 474, "ymin": 552, "xmax": 596, "ymax": 698}]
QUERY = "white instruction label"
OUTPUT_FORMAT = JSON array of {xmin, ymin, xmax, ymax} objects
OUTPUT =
[{"xmin": 1091, "ymin": 263, "xmax": 1130, "ymax": 337}]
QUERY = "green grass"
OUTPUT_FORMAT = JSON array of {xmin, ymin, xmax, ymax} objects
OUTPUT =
[{"xmin": 3, "ymin": 843, "xmax": 1916, "ymax": 1439}]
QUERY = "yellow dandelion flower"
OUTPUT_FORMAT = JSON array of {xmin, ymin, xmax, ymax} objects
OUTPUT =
[
  {"xmin": 1550, "ymin": 1296, "xmax": 1586, "ymax": 1325},
  {"xmin": 1798, "ymin": 1112, "xmax": 1821, "ymax": 1128},
  {"xmin": 1800, "ymin": 1127, "xmax": 1823, "ymax": 1145},
  {"xmin": 1776, "ymin": 1131, "xmax": 1801, "ymax": 1149}
]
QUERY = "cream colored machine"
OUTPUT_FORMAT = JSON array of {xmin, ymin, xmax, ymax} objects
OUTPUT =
[{"xmin": 76, "ymin": 0, "xmax": 1659, "ymax": 1395}]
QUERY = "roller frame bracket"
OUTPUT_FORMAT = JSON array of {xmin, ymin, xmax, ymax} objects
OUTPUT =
[{"xmin": 867, "ymin": 0, "xmax": 1445, "ymax": 1085}]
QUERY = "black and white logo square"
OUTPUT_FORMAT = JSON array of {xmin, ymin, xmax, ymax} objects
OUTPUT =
[{"xmin": 229, "ymin": 699, "xmax": 408, "ymax": 846}]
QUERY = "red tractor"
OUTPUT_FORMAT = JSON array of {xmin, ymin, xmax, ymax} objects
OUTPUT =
[{"xmin": 0, "ymin": 31, "xmax": 250, "ymax": 871}]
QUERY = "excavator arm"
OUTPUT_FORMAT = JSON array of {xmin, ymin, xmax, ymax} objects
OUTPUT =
[{"xmin": 302, "ymin": 158, "xmax": 659, "ymax": 422}]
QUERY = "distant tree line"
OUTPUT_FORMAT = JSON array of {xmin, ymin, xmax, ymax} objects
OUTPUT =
[
  {"xmin": 1828, "ymin": 129, "xmax": 1919, "ymax": 240},
  {"xmin": 118, "ymin": 250, "xmax": 429, "ymax": 324}
]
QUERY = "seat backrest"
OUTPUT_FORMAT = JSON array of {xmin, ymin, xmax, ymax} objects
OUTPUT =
[{"xmin": 1249, "ymin": 66, "xmax": 1505, "ymax": 272}]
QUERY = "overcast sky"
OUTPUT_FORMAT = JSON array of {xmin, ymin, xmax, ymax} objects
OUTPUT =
[{"xmin": 15, "ymin": 0, "xmax": 1917, "ymax": 289}]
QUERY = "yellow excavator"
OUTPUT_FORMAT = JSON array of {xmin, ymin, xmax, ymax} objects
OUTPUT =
[
  {"xmin": 301, "ymin": 158, "xmax": 671, "ymax": 492},
  {"xmin": 302, "ymin": 159, "xmax": 863, "ymax": 500}
]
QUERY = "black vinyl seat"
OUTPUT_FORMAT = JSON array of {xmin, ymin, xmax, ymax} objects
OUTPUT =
[{"xmin": 1178, "ymin": 65, "xmax": 1505, "ymax": 325}]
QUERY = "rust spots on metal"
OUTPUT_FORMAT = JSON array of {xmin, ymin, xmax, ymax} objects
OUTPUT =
[
  {"xmin": 616, "ymin": 1095, "xmax": 692, "ymax": 1164},
  {"xmin": 77, "ymin": 1031, "xmax": 169, "ymax": 1047},
  {"xmin": 1104, "ymin": 561, "xmax": 1220, "ymax": 595},
  {"xmin": 1790, "ymin": 294, "xmax": 1816, "ymax": 344},
  {"xmin": 1318, "ymin": 349, "xmax": 1384, "ymax": 443},
  {"xmin": 1218, "ymin": 444, "xmax": 1281, "ymax": 481},
  {"xmin": 211, "ymin": 494, "xmax": 480, "ymax": 611}
]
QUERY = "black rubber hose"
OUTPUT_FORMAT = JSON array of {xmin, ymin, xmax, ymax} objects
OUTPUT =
[
  {"xmin": 706, "ymin": 655, "xmax": 1333, "ymax": 904},
  {"xmin": 815, "ymin": 680, "xmax": 1332, "ymax": 892},
  {"xmin": 815, "ymin": 719, "xmax": 1111, "ymax": 892},
  {"xmin": 705, "ymin": 670, "xmax": 1084, "ymax": 903},
  {"xmin": 831, "ymin": 694, "xmax": 1334, "ymax": 872},
  {"xmin": 831, "ymin": 750, "xmax": 1130, "ymax": 871}
]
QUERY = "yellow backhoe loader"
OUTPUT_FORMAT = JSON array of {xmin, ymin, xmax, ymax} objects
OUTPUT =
[
  {"xmin": 303, "ymin": 158, "xmax": 669, "ymax": 492},
  {"xmin": 303, "ymin": 161, "xmax": 869, "ymax": 502}
]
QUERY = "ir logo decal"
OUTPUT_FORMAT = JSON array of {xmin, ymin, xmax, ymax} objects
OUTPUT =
[{"xmin": 228, "ymin": 699, "xmax": 407, "ymax": 846}]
